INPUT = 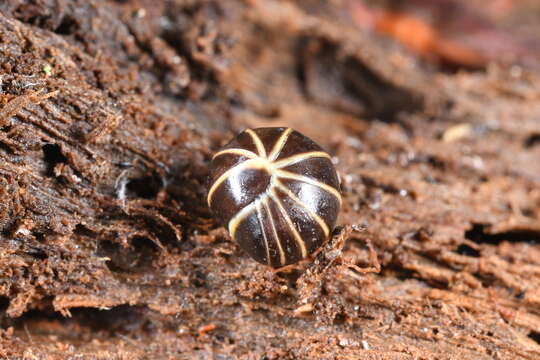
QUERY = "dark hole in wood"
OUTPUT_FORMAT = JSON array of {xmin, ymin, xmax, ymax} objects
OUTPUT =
[
  {"xmin": 4, "ymin": 305, "xmax": 151, "ymax": 335},
  {"xmin": 455, "ymin": 244, "xmax": 480, "ymax": 257},
  {"xmin": 297, "ymin": 38, "xmax": 423, "ymax": 121},
  {"xmin": 98, "ymin": 237, "xmax": 159, "ymax": 273},
  {"xmin": 24, "ymin": 244, "xmax": 49, "ymax": 260},
  {"xmin": 0, "ymin": 141, "xmax": 15, "ymax": 154},
  {"xmin": 74, "ymin": 223, "xmax": 96, "ymax": 238},
  {"xmin": 126, "ymin": 174, "xmax": 162, "ymax": 199},
  {"xmin": 191, "ymin": 270, "xmax": 207, "ymax": 288},
  {"xmin": 528, "ymin": 330, "xmax": 540, "ymax": 345},
  {"xmin": 333, "ymin": 313, "xmax": 347, "ymax": 325},
  {"xmin": 524, "ymin": 133, "xmax": 540, "ymax": 148},
  {"xmin": 465, "ymin": 223, "xmax": 540, "ymax": 245},
  {"xmin": 0, "ymin": 296, "xmax": 9, "ymax": 313},
  {"xmin": 75, "ymin": 306, "xmax": 152, "ymax": 333},
  {"xmin": 55, "ymin": 16, "xmax": 78, "ymax": 35},
  {"xmin": 42, "ymin": 143, "xmax": 68, "ymax": 176}
]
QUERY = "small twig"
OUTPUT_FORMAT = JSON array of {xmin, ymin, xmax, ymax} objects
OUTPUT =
[
  {"xmin": 0, "ymin": 89, "xmax": 58, "ymax": 126},
  {"xmin": 343, "ymin": 240, "xmax": 381, "ymax": 276},
  {"xmin": 115, "ymin": 169, "xmax": 130, "ymax": 210},
  {"xmin": 24, "ymin": 323, "xmax": 33, "ymax": 344},
  {"xmin": 84, "ymin": 112, "xmax": 122, "ymax": 144}
]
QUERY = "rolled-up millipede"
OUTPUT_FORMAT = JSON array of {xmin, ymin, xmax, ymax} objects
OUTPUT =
[{"xmin": 207, "ymin": 127, "xmax": 341, "ymax": 267}]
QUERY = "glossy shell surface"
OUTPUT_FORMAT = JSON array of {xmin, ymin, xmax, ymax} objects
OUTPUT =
[{"xmin": 208, "ymin": 127, "xmax": 341, "ymax": 267}]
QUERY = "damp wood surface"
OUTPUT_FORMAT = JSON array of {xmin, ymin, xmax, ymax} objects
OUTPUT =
[{"xmin": 0, "ymin": 0, "xmax": 540, "ymax": 359}]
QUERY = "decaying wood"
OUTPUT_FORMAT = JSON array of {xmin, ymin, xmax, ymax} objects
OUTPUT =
[{"xmin": 0, "ymin": 0, "xmax": 540, "ymax": 359}]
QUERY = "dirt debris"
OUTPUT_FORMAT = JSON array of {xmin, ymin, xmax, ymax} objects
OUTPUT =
[{"xmin": 0, "ymin": 0, "xmax": 539, "ymax": 359}]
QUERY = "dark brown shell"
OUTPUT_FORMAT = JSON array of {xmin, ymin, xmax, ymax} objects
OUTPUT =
[{"xmin": 207, "ymin": 127, "xmax": 341, "ymax": 267}]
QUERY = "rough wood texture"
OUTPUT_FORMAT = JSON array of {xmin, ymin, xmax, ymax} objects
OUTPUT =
[{"xmin": 0, "ymin": 0, "xmax": 540, "ymax": 359}]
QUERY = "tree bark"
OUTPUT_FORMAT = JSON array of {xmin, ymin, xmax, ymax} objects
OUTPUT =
[{"xmin": 0, "ymin": 1, "xmax": 539, "ymax": 359}]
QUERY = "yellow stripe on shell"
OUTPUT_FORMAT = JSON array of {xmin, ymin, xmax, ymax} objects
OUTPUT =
[
  {"xmin": 268, "ymin": 128, "xmax": 293, "ymax": 161},
  {"xmin": 275, "ymin": 181, "xmax": 330, "ymax": 238},
  {"xmin": 245, "ymin": 129, "xmax": 267, "ymax": 158},
  {"xmin": 269, "ymin": 189, "xmax": 308, "ymax": 259},
  {"xmin": 261, "ymin": 196, "xmax": 286, "ymax": 266},
  {"xmin": 274, "ymin": 169, "xmax": 342, "ymax": 206},
  {"xmin": 228, "ymin": 198, "xmax": 261, "ymax": 240},
  {"xmin": 212, "ymin": 148, "xmax": 258, "ymax": 160},
  {"xmin": 273, "ymin": 151, "xmax": 332, "ymax": 168},
  {"xmin": 255, "ymin": 199, "xmax": 272, "ymax": 266},
  {"xmin": 207, "ymin": 157, "xmax": 270, "ymax": 206}
]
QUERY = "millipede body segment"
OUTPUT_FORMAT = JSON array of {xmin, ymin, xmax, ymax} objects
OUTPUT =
[{"xmin": 207, "ymin": 127, "xmax": 341, "ymax": 267}]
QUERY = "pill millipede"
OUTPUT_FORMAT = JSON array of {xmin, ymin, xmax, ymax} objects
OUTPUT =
[{"xmin": 208, "ymin": 127, "xmax": 341, "ymax": 267}]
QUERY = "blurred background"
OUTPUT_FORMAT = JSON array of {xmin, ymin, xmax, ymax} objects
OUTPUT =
[
  {"xmin": 1, "ymin": 0, "xmax": 540, "ymax": 359},
  {"xmin": 348, "ymin": 0, "xmax": 540, "ymax": 70}
]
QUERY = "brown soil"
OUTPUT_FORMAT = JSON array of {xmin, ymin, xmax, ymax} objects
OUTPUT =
[{"xmin": 1, "ymin": 0, "xmax": 540, "ymax": 359}]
